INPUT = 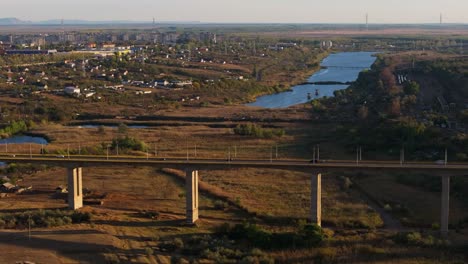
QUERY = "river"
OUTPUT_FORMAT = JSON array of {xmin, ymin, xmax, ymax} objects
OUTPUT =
[
  {"xmin": 0, "ymin": 135, "xmax": 48, "ymax": 145},
  {"xmin": 247, "ymin": 52, "xmax": 377, "ymax": 108}
]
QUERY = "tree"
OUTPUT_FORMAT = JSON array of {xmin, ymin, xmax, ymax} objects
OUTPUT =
[
  {"xmin": 380, "ymin": 68, "xmax": 396, "ymax": 90},
  {"xmin": 357, "ymin": 105, "xmax": 369, "ymax": 120},
  {"xmin": 404, "ymin": 81, "xmax": 420, "ymax": 95},
  {"xmin": 97, "ymin": 125, "xmax": 106, "ymax": 135},
  {"xmin": 389, "ymin": 97, "xmax": 401, "ymax": 116},
  {"xmin": 118, "ymin": 123, "xmax": 128, "ymax": 134}
]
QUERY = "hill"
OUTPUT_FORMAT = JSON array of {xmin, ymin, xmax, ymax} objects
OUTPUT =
[{"xmin": 0, "ymin": 17, "xmax": 31, "ymax": 25}]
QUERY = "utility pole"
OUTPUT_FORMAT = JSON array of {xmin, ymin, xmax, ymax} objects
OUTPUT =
[
  {"xmin": 313, "ymin": 146, "xmax": 316, "ymax": 164},
  {"xmin": 317, "ymin": 145, "xmax": 320, "ymax": 161},
  {"xmin": 270, "ymin": 146, "xmax": 273, "ymax": 163},
  {"xmin": 28, "ymin": 213, "xmax": 31, "ymax": 241},
  {"xmin": 400, "ymin": 147, "xmax": 405, "ymax": 166},
  {"xmin": 356, "ymin": 147, "xmax": 359, "ymax": 165},
  {"xmin": 444, "ymin": 148, "xmax": 448, "ymax": 166}
]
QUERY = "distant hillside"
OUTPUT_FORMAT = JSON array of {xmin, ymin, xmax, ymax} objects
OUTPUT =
[
  {"xmin": 0, "ymin": 17, "xmax": 32, "ymax": 25},
  {"xmin": 0, "ymin": 17, "xmax": 149, "ymax": 25},
  {"xmin": 0, "ymin": 17, "xmax": 200, "ymax": 26},
  {"xmin": 38, "ymin": 19, "xmax": 145, "ymax": 25}
]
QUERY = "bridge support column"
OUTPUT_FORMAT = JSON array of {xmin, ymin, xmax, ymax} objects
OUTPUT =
[
  {"xmin": 67, "ymin": 167, "xmax": 83, "ymax": 210},
  {"xmin": 186, "ymin": 170, "xmax": 199, "ymax": 224},
  {"xmin": 310, "ymin": 173, "xmax": 322, "ymax": 226},
  {"xmin": 441, "ymin": 175, "xmax": 450, "ymax": 237}
]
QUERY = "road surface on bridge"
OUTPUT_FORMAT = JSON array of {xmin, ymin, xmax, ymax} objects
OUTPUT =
[{"xmin": 0, "ymin": 154, "xmax": 467, "ymax": 172}]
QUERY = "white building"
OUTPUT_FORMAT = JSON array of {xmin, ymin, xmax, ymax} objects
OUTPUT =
[{"xmin": 64, "ymin": 86, "xmax": 80, "ymax": 95}]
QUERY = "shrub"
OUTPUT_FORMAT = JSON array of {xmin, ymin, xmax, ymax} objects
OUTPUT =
[
  {"xmin": 217, "ymin": 222, "xmax": 325, "ymax": 250},
  {"xmin": 315, "ymin": 247, "xmax": 338, "ymax": 263},
  {"xmin": 213, "ymin": 200, "xmax": 228, "ymax": 210},
  {"xmin": 356, "ymin": 244, "xmax": 387, "ymax": 255},
  {"xmin": 173, "ymin": 238, "xmax": 184, "ymax": 249},
  {"xmin": 233, "ymin": 123, "xmax": 285, "ymax": 138},
  {"xmin": 71, "ymin": 211, "xmax": 92, "ymax": 223},
  {"xmin": 105, "ymin": 254, "xmax": 121, "ymax": 264},
  {"xmin": 145, "ymin": 247, "xmax": 154, "ymax": 256},
  {"xmin": 0, "ymin": 210, "xmax": 91, "ymax": 229},
  {"xmin": 0, "ymin": 120, "xmax": 30, "ymax": 138},
  {"xmin": 393, "ymin": 231, "xmax": 435, "ymax": 247},
  {"xmin": 111, "ymin": 136, "xmax": 147, "ymax": 152}
]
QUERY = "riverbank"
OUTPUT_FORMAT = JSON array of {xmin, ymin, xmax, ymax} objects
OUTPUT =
[
  {"xmin": 243, "ymin": 51, "xmax": 330, "ymax": 103},
  {"xmin": 248, "ymin": 51, "xmax": 377, "ymax": 108}
]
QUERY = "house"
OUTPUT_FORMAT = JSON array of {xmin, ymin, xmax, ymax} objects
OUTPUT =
[
  {"xmin": 173, "ymin": 80, "xmax": 193, "ymax": 87},
  {"xmin": 86, "ymin": 43, "xmax": 97, "ymax": 49},
  {"xmin": 0, "ymin": 182, "xmax": 15, "ymax": 192},
  {"xmin": 64, "ymin": 86, "xmax": 80, "ymax": 95},
  {"xmin": 84, "ymin": 92, "xmax": 96, "ymax": 98},
  {"xmin": 37, "ymin": 84, "xmax": 48, "ymax": 91},
  {"xmin": 154, "ymin": 80, "xmax": 170, "ymax": 87},
  {"xmin": 101, "ymin": 43, "xmax": 116, "ymax": 49},
  {"xmin": 55, "ymin": 185, "xmax": 67, "ymax": 194}
]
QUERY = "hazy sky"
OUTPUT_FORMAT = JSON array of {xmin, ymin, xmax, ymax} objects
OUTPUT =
[{"xmin": 2, "ymin": 0, "xmax": 467, "ymax": 24}]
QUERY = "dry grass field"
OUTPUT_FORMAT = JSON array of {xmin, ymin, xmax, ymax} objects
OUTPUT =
[{"xmin": 0, "ymin": 115, "xmax": 466, "ymax": 263}]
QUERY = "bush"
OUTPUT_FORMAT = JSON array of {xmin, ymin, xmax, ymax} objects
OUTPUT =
[
  {"xmin": 356, "ymin": 244, "xmax": 387, "ymax": 255},
  {"xmin": 214, "ymin": 200, "xmax": 228, "ymax": 210},
  {"xmin": 173, "ymin": 238, "xmax": 184, "ymax": 249},
  {"xmin": 393, "ymin": 231, "xmax": 436, "ymax": 247},
  {"xmin": 111, "ymin": 136, "xmax": 147, "ymax": 152},
  {"xmin": 0, "ymin": 120, "xmax": 30, "ymax": 138},
  {"xmin": 233, "ymin": 123, "xmax": 285, "ymax": 138},
  {"xmin": 105, "ymin": 254, "xmax": 121, "ymax": 264},
  {"xmin": 145, "ymin": 247, "xmax": 154, "ymax": 256},
  {"xmin": 71, "ymin": 211, "xmax": 92, "ymax": 223},
  {"xmin": 217, "ymin": 222, "xmax": 324, "ymax": 250},
  {"xmin": 315, "ymin": 247, "xmax": 338, "ymax": 263},
  {"xmin": 0, "ymin": 210, "xmax": 91, "ymax": 229}
]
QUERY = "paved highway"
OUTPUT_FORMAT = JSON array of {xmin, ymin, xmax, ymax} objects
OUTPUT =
[{"xmin": 0, "ymin": 154, "xmax": 467, "ymax": 173}]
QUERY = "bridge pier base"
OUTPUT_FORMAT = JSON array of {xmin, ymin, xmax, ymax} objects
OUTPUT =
[
  {"xmin": 441, "ymin": 175, "xmax": 450, "ymax": 237},
  {"xmin": 186, "ymin": 170, "xmax": 199, "ymax": 224},
  {"xmin": 311, "ymin": 173, "xmax": 322, "ymax": 226},
  {"xmin": 67, "ymin": 167, "xmax": 83, "ymax": 210}
]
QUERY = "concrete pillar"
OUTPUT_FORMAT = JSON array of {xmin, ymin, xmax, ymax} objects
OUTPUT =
[
  {"xmin": 441, "ymin": 175, "xmax": 450, "ymax": 237},
  {"xmin": 311, "ymin": 173, "xmax": 322, "ymax": 226},
  {"xmin": 186, "ymin": 170, "xmax": 199, "ymax": 224},
  {"xmin": 67, "ymin": 167, "xmax": 83, "ymax": 210}
]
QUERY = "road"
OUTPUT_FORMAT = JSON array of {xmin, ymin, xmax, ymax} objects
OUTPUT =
[{"xmin": 0, "ymin": 154, "xmax": 467, "ymax": 173}]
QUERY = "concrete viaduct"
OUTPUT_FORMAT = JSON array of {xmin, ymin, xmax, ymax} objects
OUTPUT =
[{"xmin": 1, "ymin": 155, "xmax": 467, "ymax": 236}]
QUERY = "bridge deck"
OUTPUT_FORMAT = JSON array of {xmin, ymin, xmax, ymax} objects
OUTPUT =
[{"xmin": 0, "ymin": 154, "xmax": 467, "ymax": 173}]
